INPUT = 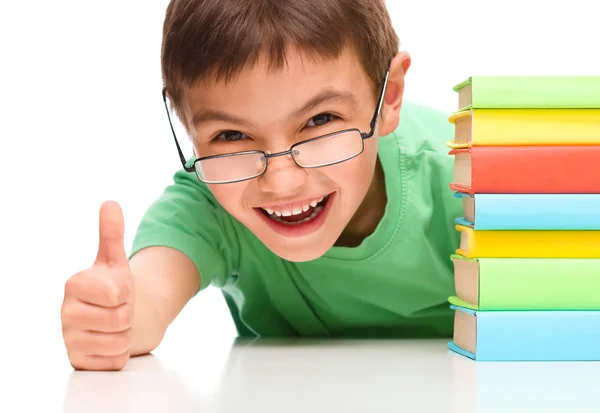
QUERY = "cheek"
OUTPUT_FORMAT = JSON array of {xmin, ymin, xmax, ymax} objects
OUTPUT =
[
  {"xmin": 349, "ymin": 138, "xmax": 379, "ymax": 181},
  {"xmin": 363, "ymin": 135, "xmax": 380, "ymax": 159},
  {"xmin": 325, "ymin": 144, "xmax": 378, "ymax": 196}
]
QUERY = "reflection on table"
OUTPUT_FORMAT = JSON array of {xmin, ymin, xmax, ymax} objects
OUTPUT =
[{"xmin": 62, "ymin": 338, "xmax": 600, "ymax": 413}]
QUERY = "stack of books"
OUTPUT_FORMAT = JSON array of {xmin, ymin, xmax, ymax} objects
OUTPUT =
[{"xmin": 445, "ymin": 76, "xmax": 600, "ymax": 361}]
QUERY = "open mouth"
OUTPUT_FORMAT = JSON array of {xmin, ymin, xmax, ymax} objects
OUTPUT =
[{"xmin": 258, "ymin": 194, "xmax": 332, "ymax": 227}]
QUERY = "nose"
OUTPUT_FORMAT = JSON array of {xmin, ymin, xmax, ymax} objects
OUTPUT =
[{"xmin": 258, "ymin": 151, "xmax": 308, "ymax": 194}]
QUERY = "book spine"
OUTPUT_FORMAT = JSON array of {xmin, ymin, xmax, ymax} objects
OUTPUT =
[
  {"xmin": 470, "ymin": 145, "xmax": 600, "ymax": 193},
  {"xmin": 458, "ymin": 226, "xmax": 600, "ymax": 258},
  {"xmin": 474, "ymin": 194, "xmax": 600, "ymax": 229},
  {"xmin": 476, "ymin": 310, "xmax": 600, "ymax": 361},
  {"xmin": 478, "ymin": 258, "xmax": 600, "ymax": 310},
  {"xmin": 471, "ymin": 109, "xmax": 600, "ymax": 145},
  {"xmin": 471, "ymin": 76, "xmax": 600, "ymax": 108}
]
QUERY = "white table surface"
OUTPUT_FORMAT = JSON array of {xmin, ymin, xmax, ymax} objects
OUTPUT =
[{"xmin": 10, "ymin": 336, "xmax": 600, "ymax": 413}]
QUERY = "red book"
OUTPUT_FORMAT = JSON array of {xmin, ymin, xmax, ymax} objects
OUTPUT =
[{"xmin": 449, "ymin": 145, "xmax": 600, "ymax": 194}]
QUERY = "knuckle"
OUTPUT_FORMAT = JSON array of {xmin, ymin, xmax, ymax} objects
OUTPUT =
[
  {"xmin": 68, "ymin": 333, "xmax": 89, "ymax": 351},
  {"xmin": 61, "ymin": 302, "xmax": 80, "ymax": 325},
  {"xmin": 63, "ymin": 331, "xmax": 84, "ymax": 352},
  {"xmin": 65, "ymin": 269, "xmax": 94, "ymax": 298},
  {"xmin": 68, "ymin": 353, "xmax": 87, "ymax": 370},
  {"xmin": 68, "ymin": 353, "xmax": 128, "ymax": 371},
  {"xmin": 108, "ymin": 329, "xmax": 132, "ymax": 354},
  {"xmin": 64, "ymin": 275, "xmax": 81, "ymax": 298},
  {"xmin": 112, "ymin": 305, "xmax": 133, "ymax": 331},
  {"xmin": 105, "ymin": 354, "xmax": 129, "ymax": 371}
]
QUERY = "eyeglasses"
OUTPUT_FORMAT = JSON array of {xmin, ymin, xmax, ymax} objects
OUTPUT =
[{"xmin": 162, "ymin": 67, "xmax": 390, "ymax": 184}]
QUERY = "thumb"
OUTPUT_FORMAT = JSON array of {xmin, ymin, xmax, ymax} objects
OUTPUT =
[{"xmin": 95, "ymin": 200, "xmax": 129, "ymax": 267}]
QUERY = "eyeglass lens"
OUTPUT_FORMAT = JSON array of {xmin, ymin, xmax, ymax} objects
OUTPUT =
[{"xmin": 195, "ymin": 129, "xmax": 364, "ymax": 183}]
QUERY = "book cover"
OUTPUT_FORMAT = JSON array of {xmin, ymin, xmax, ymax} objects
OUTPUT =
[
  {"xmin": 449, "ymin": 145, "xmax": 600, "ymax": 194},
  {"xmin": 454, "ymin": 76, "xmax": 600, "ymax": 110},
  {"xmin": 448, "ymin": 304, "xmax": 600, "ymax": 361},
  {"xmin": 454, "ymin": 192, "xmax": 600, "ymax": 230},
  {"xmin": 450, "ymin": 254, "xmax": 600, "ymax": 310},
  {"xmin": 447, "ymin": 108, "xmax": 600, "ymax": 148},
  {"xmin": 455, "ymin": 224, "xmax": 600, "ymax": 259}
]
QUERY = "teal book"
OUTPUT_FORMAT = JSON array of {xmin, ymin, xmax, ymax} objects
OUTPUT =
[
  {"xmin": 454, "ymin": 76, "xmax": 600, "ymax": 110},
  {"xmin": 449, "ymin": 304, "xmax": 600, "ymax": 361},
  {"xmin": 454, "ymin": 192, "xmax": 600, "ymax": 230}
]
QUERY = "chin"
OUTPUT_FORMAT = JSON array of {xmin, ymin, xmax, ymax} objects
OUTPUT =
[{"xmin": 264, "ymin": 239, "xmax": 336, "ymax": 262}]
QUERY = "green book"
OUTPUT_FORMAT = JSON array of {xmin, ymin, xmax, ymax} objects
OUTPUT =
[
  {"xmin": 454, "ymin": 76, "xmax": 600, "ymax": 110},
  {"xmin": 450, "ymin": 254, "xmax": 600, "ymax": 311}
]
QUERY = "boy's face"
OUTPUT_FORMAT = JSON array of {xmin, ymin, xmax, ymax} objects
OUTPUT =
[{"xmin": 179, "ymin": 48, "xmax": 408, "ymax": 261}]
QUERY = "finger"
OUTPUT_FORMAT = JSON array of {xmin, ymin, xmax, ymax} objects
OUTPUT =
[
  {"xmin": 61, "ymin": 300, "xmax": 133, "ymax": 333},
  {"xmin": 95, "ymin": 201, "xmax": 129, "ymax": 267},
  {"xmin": 69, "ymin": 352, "xmax": 130, "ymax": 371},
  {"xmin": 67, "ymin": 329, "xmax": 132, "ymax": 357},
  {"xmin": 65, "ymin": 269, "xmax": 129, "ymax": 308}
]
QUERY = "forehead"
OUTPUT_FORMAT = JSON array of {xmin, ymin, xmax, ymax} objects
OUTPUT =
[{"xmin": 179, "ymin": 47, "xmax": 375, "ymax": 124}]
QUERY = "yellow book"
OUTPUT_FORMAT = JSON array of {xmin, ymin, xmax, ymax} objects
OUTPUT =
[
  {"xmin": 447, "ymin": 109, "xmax": 600, "ymax": 148},
  {"xmin": 455, "ymin": 225, "xmax": 600, "ymax": 258}
]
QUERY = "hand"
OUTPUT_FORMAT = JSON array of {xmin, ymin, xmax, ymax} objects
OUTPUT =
[{"xmin": 61, "ymin": 201, "xmax": 134, "ymax": 371}]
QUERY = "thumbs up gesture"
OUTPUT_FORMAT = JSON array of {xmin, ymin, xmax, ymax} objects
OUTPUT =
[{"xmin": 61, "ymin": 201, "xmax": 134, "ymax": 371}]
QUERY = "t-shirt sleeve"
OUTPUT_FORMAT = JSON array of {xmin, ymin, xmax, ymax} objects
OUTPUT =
[{"xmin": 129, "ymin": 167, "xmax": 237, "ymax": 293}]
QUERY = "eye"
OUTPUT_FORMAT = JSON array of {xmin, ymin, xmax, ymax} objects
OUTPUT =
[
  {"xmin": 213, "ymin": 130, "xmax": 249, "ymax": 142},
  {"xmin": 307, "ymin": 113, "xmax": 338, "ymax": 127}
]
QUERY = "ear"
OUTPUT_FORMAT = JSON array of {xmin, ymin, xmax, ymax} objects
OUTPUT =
[{"xmin": 378, "ymin": 51, "xmax": 411, "ymax": 137}]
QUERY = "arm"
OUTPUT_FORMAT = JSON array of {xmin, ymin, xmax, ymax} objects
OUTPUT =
[{"xmin": 128, "ymin": 246, "xmax": 201, "ymax": 356}]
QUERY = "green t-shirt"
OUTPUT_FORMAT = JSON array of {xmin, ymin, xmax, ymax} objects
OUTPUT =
[{"xmin": 130, "ymin": 101, "xmax": 462, "ymax": 338}]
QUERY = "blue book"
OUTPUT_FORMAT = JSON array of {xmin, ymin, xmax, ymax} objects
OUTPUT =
[
  {"xmin": 454, "ymin": 192, "xmax": 600, "ymax": 230},
  {"xmin": 448, "ymin": 304, "xmax": 600, "ymax": 361}
]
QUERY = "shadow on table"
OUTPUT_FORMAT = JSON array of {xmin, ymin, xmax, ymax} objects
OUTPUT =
[{"xmin": 62, "ymin": 354, "xmax": 198, "ymax": 413}]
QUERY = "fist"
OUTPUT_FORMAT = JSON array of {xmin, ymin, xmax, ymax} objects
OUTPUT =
[{"xmin": 61, "ymin": 201, "xmax": 134, "ymax": 371}]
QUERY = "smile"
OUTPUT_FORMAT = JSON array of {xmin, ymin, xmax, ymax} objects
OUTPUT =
[
  {"xmin": 260, "ymin": 195, "xmax": 330, "ymax": 225},
  {"xmin": 254, "ymin": 193, "xmax": 335, "ymax": 237}
]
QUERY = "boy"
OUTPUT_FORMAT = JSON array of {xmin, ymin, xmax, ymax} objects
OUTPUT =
[{"xmin": 61, "ymin": 0, "xmax": 461, "ymax": 371}]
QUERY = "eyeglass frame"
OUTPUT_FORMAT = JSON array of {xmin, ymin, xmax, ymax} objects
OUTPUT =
[{"xmin": 161, "ymin": 63, "xmax": 391, "ymax": 184}]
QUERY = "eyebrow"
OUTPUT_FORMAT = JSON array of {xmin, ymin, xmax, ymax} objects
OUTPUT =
[
  {"xmin": 191, "ymin": 88, "xmax": 358, "ymax": 130},
  {"xmin": 290, "ymin": 89, "xmax": 358, "ymax": 120},
  {"xmin": 191, "ymin": 109, "xmax": 252, "ymax": 129}
]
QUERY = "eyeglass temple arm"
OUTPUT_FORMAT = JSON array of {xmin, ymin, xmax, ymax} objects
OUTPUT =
[
  {"xmin": 364, "ymin": 65, "xmax": 391, "ymax": 139},
  {"xmin": 162, "ymin": 88, "xmax": 195, "ymax": 172}
]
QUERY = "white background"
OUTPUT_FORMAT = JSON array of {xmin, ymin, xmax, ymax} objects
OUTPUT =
[{"xmin": 1, "ymin": 0, "xmax": 599, "ymax": 411}]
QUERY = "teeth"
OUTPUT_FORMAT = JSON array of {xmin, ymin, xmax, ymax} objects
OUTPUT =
[
  {"xmin": 262, "ymin": 195, "xmax": 329, "ymax": 217},
  {"xmin": 268, "ymin": 203, "xmax": 325, "ymax": 226}
]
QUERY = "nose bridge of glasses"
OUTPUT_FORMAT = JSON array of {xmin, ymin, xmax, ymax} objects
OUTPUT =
[
  {"xmin": 264, "ymin": 148, "xmax": 294, "ymax": 160},
  {"xmin": 258, "ymin": 149, "xmax": 308, "ymax": 191},
  {"xmin": 261, "ymin": 146, "xmax": 305, "ymax": 179}
]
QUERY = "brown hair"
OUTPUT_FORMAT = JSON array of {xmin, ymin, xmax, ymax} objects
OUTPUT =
[{"xmin": 161, "ymin": 0, "xmax": 399, "ymax": 117}]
